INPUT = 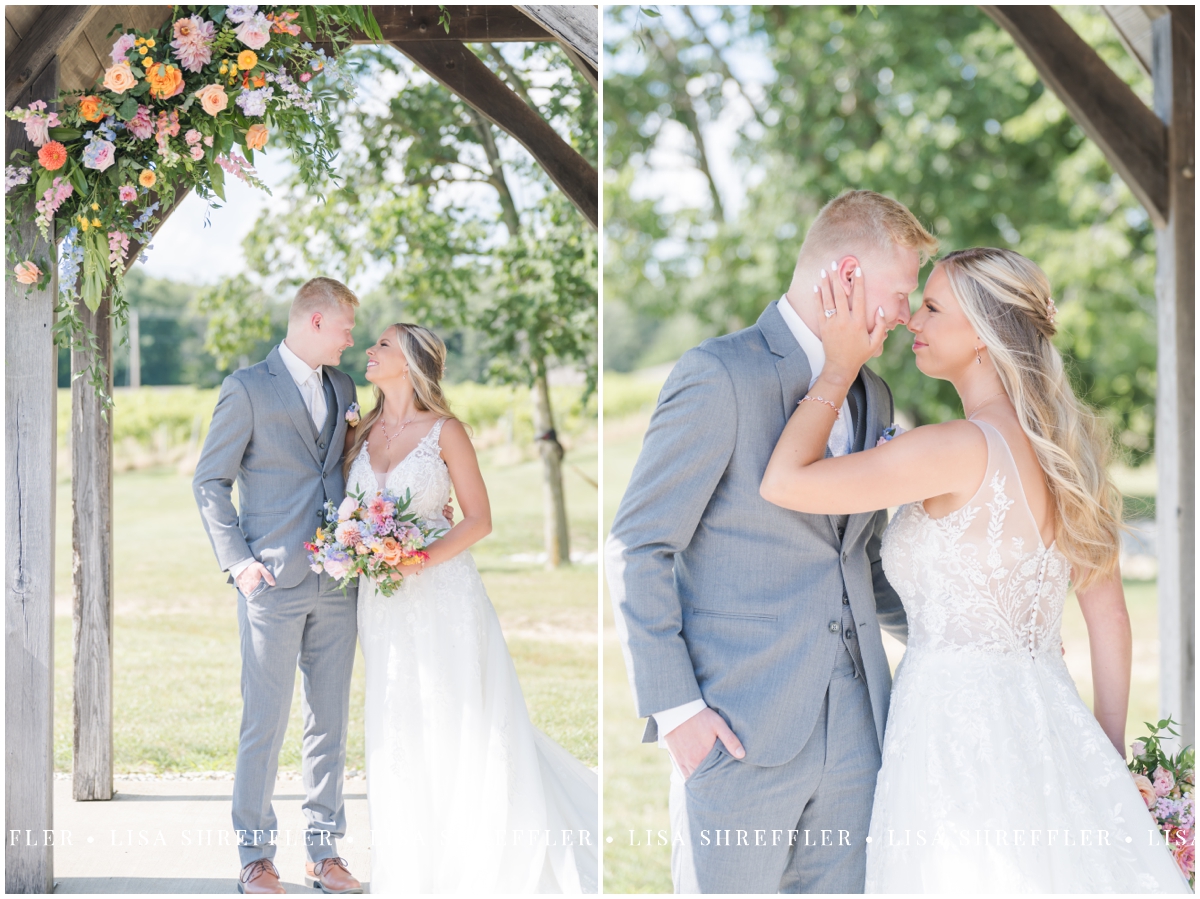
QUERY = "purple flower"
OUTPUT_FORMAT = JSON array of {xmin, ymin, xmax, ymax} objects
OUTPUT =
[
  {"xmin": 81, "ymin": 138, "xmax": 116, "ymax": 172},
  {"xmin": 5, "ymin": 165, "xmax": 31, "ymax": 193},
  {"xmin": 235, "ymin": 86, "xmax": 273, "ymax": 117}
]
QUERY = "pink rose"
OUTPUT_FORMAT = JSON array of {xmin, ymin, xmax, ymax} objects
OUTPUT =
[
  {"xmin": 185, "ymin": 129, "xmax": 202, "ymax": 146},
  {"xmin": 110, "ymin": 33, "xmax": 136, "ymax": 66},
  {"xmin": 13, "ymin": 261, "xmax": 41, "ymax": 284},
  {"xmin": 337, "ymin": 496, "xmax": 359, "ymax": 521},
  {"xmin": 235, "ymin": 14, "xmax": 272, "ymax": 50},
  {"xmin": 299, "ymin": 72, "xmax": 312, "ymax": 83},
  {"xmin": 322, "ymin": 556, "xmax": 350, "ymax": 580},
  {"xmin": 128, "ymin": 105, "xmax": 154, "ymax": 140},
  {"xmin": 1133, "ymin": 773, "xmax": 1157, "ymax": 808},
  {"xmin": 118, "ymin": 185, "xmax": 136, "ymax": 202},
  {"xmin": 1155, "ymin": 766, "xmax": 1177, "ymax": 797},
  {"xmin": 189, "ymin": 145, "xmax": 204, "ymax": 160}
]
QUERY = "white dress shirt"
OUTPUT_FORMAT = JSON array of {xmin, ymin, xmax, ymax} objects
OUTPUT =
[
  {"xmin": 228, "ymin": 342, "xmax": 327, "ymax": 579},
  {"xmin": 651, "ymin": 296, "xmax": 854, "ymax": 748}
]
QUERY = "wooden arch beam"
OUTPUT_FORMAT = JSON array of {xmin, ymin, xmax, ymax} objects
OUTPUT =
[
  {"xmin": 4, "ymin": 5, "xmax": 97, "ymax": 109},
  {"xmin": 517, "ymin": 6, "xmax": 599, "ymax": 89},
  {"xmin": 982, "ymin": 5, "xmax": 1169, "ymax": 227},
  {"xmin": 394, "ymin": 39, "xmax": 598, "ymax": 229}
]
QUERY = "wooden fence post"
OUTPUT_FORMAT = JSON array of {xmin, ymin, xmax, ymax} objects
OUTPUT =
[
  {"xmin": 71, "ymin": 295, "xmax": 114, "ymax": 801},
  {"xmin": 1152, "ymin": 9, "xmax": 1195, "ymax": 749},
  {"xmin": 4, "ymin": 58, "xmax": 59, "ymax": 894}
]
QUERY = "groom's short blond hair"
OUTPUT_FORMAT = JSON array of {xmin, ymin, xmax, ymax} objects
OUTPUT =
[
  {"xmin": 796, "ymin": 190, "xmax": 938, "ymax": 268},
  {"xmin": 289, "ymin": 277, "xmax": 359, "ymax": 322}
]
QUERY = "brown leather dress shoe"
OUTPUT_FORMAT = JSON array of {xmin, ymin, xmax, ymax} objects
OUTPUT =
[
  {"xmin": 238, "ymin": 858, "xmax": 285, "ymax": 894},
  {"xmin": 304, "ymin": 856, "xmax": 363, "ymax": 894}
]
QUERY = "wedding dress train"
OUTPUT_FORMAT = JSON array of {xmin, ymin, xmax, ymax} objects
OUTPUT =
[
  {"xmin": 348, "ymin": 419, "xmax": 598, "ymax": 893},
  {"xmin": 866, "ymin": 419, "xmax": 1190, "ymax": 893}
]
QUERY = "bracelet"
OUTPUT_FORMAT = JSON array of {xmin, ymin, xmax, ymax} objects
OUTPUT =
[{"xmin": 799, "ymin": 394, "xmax": 841, "ymax": 419}]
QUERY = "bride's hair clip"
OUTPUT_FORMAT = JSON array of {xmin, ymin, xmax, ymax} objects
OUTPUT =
[{"xmin": 1045, "ymin": 296, "xmax": 1058, "ymax": 325}]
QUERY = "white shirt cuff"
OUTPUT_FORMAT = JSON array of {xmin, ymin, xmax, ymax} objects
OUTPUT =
[
  {"xmin": 227, "ymin": 557, "xmax": 254, "ymax": 579},
  {"xmin": 652, "ymin": 699, "xmax": 708, "ymax": 747}
]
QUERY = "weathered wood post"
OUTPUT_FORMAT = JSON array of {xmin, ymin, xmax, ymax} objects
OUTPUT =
[
  {"xmin": 71, "ymin": 295, "xmax": 115, "ymax": 801},
  {"xmin": 5, "ymin": 58, "xmax": 59, "ymax": 894},
  {"xmin": 1152, "ymin": 8, "xmax": 1195, "ymax": 749}
]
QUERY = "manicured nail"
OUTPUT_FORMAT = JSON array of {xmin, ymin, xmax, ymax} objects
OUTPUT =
[
  {"xmin": 831, "ymin": 260, "xmax": 838, "ymax": 271},
  {"xmin": 877, "ymin": 307, "xmax": 884, "ymax": 317},
  {"xmin": 855, "ymin": 266, "xmax": 862, "ymax": 276},
  {"xmin": 813, "ymin": 284, "xmax": 819, "ymax": 293},
  {"xmin": 820, "ymin": 269, "xmax": 827, "ymax": 278}
]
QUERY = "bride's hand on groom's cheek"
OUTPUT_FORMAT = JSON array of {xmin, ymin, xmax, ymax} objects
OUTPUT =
[
  {"xmin": 664, "ymin": 707, "xmax": 746, "ymax": 779},
  {"xmin": 816, "ymin": 263, "xmax": 886, "ymax": 382}
]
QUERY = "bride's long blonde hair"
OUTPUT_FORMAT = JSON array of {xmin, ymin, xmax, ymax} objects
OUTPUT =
[
  {"xmin": 940, "ymin": 248, "xmax": 1123, "ymax": 590},
  {"xmin": 344, "ymin": 323, "xmax": 461, "ymax": 479}
]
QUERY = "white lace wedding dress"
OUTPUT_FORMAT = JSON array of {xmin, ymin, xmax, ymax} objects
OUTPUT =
[
  {"xmin": 347, "ymin": 418, "xmax": 598, "ymax": 894},
  {"xmin": 866, "ymin": 419, "xmax": 1190, "ymax": 893}
]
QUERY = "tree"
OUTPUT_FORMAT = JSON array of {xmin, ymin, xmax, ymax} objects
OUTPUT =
[
  {"xmin": 604, "ymin": 5, "xmax": 1157, "ymax": 462},
  {"xmin": 223, "ymin": 41, "xmax": 597, "ymax": 565}
]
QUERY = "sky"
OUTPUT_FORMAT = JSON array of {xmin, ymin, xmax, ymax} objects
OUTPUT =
[{"xmin": 603, "ymin": 5, "xmax": 774, "ymax": 222}]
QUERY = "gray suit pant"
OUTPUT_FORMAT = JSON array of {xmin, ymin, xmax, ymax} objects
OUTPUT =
[
  {"xmin": 231, "ymin": 570, "xmax": 358, "ymax": 867},
  {"xmin": 670, "ymin": 604, "xmax": 880, "ymax": 893}
]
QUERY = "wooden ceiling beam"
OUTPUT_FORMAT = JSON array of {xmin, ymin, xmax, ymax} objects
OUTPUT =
[
  {"xmin": 393, "ymin": 39, "xmax": 597, "ymax": 229},
  {"xmin": 5, "ymin": 5, "xmax": 98, "ymax": 109},
  {"xmin": 983, "ymin": 5, "xmax": 1169, "ymax": 227},
  {"xmin": 359, "ymin": 6, "xmax": 553, "ymax": 43}
]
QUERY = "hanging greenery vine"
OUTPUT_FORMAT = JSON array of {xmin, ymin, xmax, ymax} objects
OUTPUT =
[{"xmin": 4, "ymin": 4, "xmax": 381, "ymax": 408}]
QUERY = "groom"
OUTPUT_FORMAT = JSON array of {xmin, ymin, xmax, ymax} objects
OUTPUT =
[
  {"xmin": 606, "ymin": 191, "xmax": 936, "ymax": 893},
  {"xmin": 194, "ymin": 277, "xmax": 364, "ymax": 894}
]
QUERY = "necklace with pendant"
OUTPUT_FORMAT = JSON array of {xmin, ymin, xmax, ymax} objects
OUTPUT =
[{"xmin": 379, "ymin": 415, "xmax": 417, "ymax": 451}]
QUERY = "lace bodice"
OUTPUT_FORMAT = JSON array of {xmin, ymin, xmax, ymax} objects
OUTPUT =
[
  {"xmin": 346, "ymin": 417, "xmax": 452, "ymax": 525},
  {"xmin": 881, "ymin": 419, "xmax": 1071, "ymax": 657}
]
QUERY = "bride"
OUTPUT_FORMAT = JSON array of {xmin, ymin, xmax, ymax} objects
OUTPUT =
[
  {"xmin": 342, "ymin": 322, "xmax": 598, "ymax": 893},
  {"xmin": 760, "ymin": 248, "xmax": 1190, "ymax": 892}
]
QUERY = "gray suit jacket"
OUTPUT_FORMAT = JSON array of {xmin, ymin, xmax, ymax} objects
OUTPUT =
[
  {"xmin": 605, "ymin": 302, "xmax": 908, "ymax": 767},
  {"xmin": 193, "ymin": 346, "xmax": 357, "ymax": 592}
]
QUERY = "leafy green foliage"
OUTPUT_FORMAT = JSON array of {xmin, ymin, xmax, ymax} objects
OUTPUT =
[{"xmin": 604, "ymin": 5, "xmax": 1158, "ymax": 462}]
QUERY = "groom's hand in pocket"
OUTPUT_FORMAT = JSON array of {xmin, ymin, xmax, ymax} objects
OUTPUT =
[
  {"xmin": 236, "ymin": 561, "xmax": 276, "ymax": 596},
  {"xmin": 665, "ymin": 708, "xmax": 746, "ymax": 779}
]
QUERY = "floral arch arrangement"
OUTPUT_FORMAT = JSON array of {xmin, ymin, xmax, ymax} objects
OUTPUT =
[{"xmin": 4, "ymin": 4, "xmax": 381, "ymax": 404}]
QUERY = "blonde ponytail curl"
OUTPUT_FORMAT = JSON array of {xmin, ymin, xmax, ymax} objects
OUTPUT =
[{"xmin": 940, "ymin": 248, "xmax": 1123, "ymax": 590}]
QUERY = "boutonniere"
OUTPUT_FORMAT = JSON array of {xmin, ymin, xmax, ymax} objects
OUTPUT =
[
  {"xmin": 876, "ymin": 423, "xmax": 906, "ymax": 447},
  {"xmin": 345, "ymin": 402, "xmax": 361, "ymax": 427}
]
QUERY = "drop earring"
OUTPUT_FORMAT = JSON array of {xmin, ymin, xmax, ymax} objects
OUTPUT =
[{"xmin": 975, "ymin": 345, "xmax": 982, "ymax": 365}]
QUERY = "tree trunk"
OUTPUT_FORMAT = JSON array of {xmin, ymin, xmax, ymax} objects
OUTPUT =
[{"xmin": 531, "ymin": 368, "xmax": 571, "ymax": 568}]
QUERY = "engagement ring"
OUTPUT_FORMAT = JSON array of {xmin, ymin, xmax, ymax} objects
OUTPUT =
[{"xmin": 825, "ymin": 309, "xmax": 836, "ymax": 318}]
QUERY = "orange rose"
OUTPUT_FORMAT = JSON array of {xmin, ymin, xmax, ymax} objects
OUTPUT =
[
  {"xmin": 245, "ymin": 123, "xmax": 269, "ymax": 151},
  {"xmin": 78, "ymin": 95, "xmax": 104, "ymax": 123},
  {"xmin": 378, "ymin": 538, "xmax": 405, "ymax": 568},
  {"xmin": 194, "ymin": 83, "xmax": 228, "ymax": 117},
  {"xmin": 138, "ymin": 168, "xmax": 157, "ymax": 188},
  {"xmin": 102, "ymin": 62, "xmax": 137, "ymax": 95},
  {"xmin": 146, "ymin": 62, "xmax": 185, "ymax": 100}
]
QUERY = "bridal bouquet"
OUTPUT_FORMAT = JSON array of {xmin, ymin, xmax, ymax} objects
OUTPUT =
[
  {"xmin": 1128, "ymin": 717, "xmax": 1195, "ymax": 888},
  {"xmin": 306, "ymin": 489, "xmax": 448, "ymax": 597}
]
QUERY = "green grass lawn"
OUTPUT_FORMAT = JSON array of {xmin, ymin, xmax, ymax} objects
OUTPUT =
[
  {"xmin": 52, "ymin": 437, "xmax": 598, "ymax": 774},
  {"xmin": 601, "ymin": 407, "xmax": 1166, "ymax": 894}
]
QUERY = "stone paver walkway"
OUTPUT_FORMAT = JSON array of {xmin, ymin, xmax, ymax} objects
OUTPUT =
[{"xmin": 51, "ymin": 778, "xmax": 371, "ymax": 894}]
